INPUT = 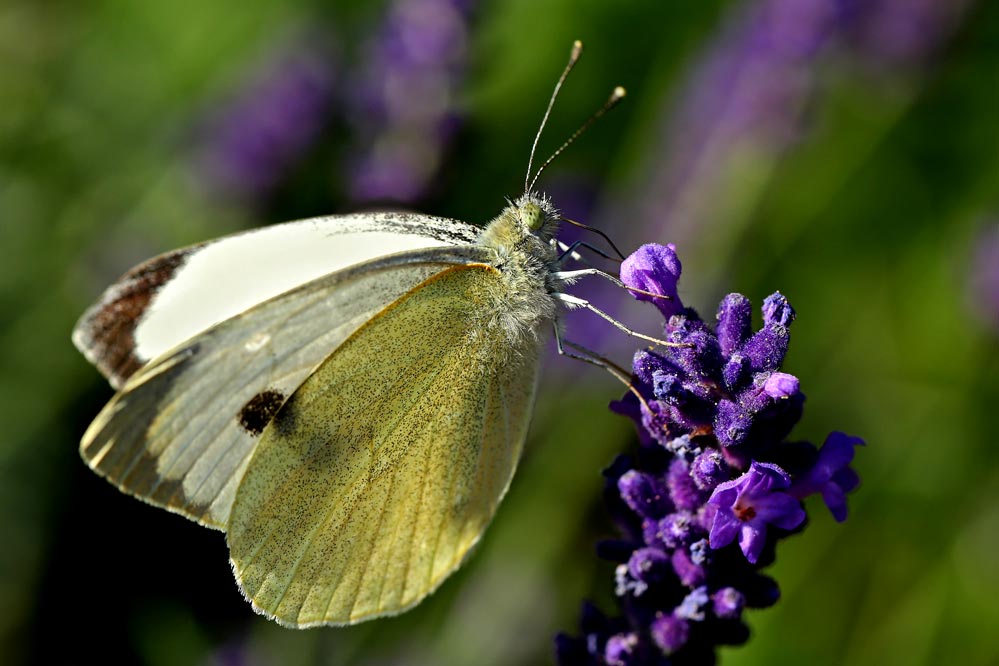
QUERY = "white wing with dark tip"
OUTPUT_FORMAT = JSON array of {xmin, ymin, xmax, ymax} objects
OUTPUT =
[
  {"xmin": 73, "ymin": 212, "xmax": 482, "ymax": 389},
  {"xmin": 79, "ymin": 237, "xmax": 492, "ymax": 530}
]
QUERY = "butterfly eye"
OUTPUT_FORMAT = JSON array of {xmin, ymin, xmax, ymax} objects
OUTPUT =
[{"xmin": 521, "ymin": 202, "xmax": 543, "ymax": 231}]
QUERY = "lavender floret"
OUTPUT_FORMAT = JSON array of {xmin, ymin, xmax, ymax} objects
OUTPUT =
[
  {"xmin": 789, "ymin": 431, "xmax": 865, "ymax": 521},
  {"xmin": 620, "ymin": 244, "xmax": 685, "ymax": 319},
  {"xmin": 716, "ymin": 293, "xmax": 753, "ymax": 355},
  {"xmin": 706, "ymin": 461, "xmax": 806, "ymax": 564}
]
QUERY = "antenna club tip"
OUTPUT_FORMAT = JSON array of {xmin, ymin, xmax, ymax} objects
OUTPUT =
[
  {"xmin": 612, "ymin": 86, "xmax": 627, "ymax": 100},
  {"xmin": 572, "ymin": 39, "xmax": 583, "ymax": 50}
]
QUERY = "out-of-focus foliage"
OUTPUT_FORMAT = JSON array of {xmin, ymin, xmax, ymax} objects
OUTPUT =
[{"xmin": 0, "ymin": 0, "xmax": 996, "ymax": 664}]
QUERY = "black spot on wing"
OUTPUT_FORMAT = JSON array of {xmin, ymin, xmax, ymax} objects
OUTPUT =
[{"xmin": 238, "ymin": 389, "xmax": 286, "ymax": 436}]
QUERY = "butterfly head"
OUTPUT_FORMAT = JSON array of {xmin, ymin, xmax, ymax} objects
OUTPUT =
[
  {"xmin": 479, "ymin": 192, "xmax": 561, "ymax": 268},
  {"xmin": 513, "ymin": 192, "xmax": 561, "ymax": 241}
]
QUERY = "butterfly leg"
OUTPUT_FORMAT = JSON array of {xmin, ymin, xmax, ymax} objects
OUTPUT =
[
  {"xmin": 552, "ymin": 325, "xmax": 653, "ymax": 409},
  {"xmin": 551, "ymin": 292, "xmax": 687, "ymax": 348},
  {"xmin": 552, "ymin": 268, "xmax": 675, "ymax": 304},
  {"xmin": 552, "ymin": 324, "xmax": 630, "ymax": 381}
]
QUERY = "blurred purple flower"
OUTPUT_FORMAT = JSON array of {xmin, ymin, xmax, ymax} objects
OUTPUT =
[
  {"xmin": 624, "ymin": 0, "xmax": 842, "ymax": 250},
  {"xmin": 557, "ymin": 243, "xmax": 862, "ymax": 664},
  {"xmin": 712, "ymin": 587, "xmax": 745, "ymax": 619},
  {"xmin": 650, "ymin": 612, "xmax": 689, "ymax": 655},
  {"xmin": 195, "ymin": 33, "xmax": 337, "ymax": 203},
  {"xmin": 604, "ymin": 632, "xmax": 640, "ymax": 666},
  {"xmin": 607, "ymin": 0, "xmax": 974, "ymax": 259},
  {"xmin": 345, "ymin": 0, "xmax": 475, "ymax": 203},
  {"xmin": 844, "ymin": 0, "xmax": 974, "ymax": 69}
]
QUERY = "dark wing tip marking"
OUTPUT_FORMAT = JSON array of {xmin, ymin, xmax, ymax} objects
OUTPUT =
[
  {"xmin": 74, "ymin": 245, "xmax": 202, "ymax": 388},
  {"xmin": 239, "ymin": 389, "xmax": 286, "ymax": 436}
]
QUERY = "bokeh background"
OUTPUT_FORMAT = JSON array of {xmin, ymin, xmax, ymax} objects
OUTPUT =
[{"xmin": 1, "ymin": 0, "xmax": 996, "ymax": 664}]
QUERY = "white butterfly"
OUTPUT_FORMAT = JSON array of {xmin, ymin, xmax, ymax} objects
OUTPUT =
[{"xmin": 74, "ymin": 42, "xmax": 646, "ymax": 627}]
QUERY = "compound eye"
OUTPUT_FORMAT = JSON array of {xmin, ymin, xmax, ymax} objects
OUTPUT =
[{"xmin": 521, "ymin": 202, "xmax": 543, "ymax": 231}]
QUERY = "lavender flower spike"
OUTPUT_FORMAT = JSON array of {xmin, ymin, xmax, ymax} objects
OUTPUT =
[
  {"xmin": 707, "ymin": 462, "xmax": 806, "ymax": 564},
  {"xmin": 790, "ymin": 431, "xmax": 865, "ymax": 522},
  {"xmin": 558, "ymin": 242, "xmax": 862, "ymax": 665}
]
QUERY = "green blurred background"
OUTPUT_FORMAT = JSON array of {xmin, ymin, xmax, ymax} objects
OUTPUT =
[{"xmin": 1, "ymin": 0, "xmax": 996, "ymax": 664}]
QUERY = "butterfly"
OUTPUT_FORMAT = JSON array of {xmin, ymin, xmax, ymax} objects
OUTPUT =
[{"xmin": 74, "ymin": 41, "xmax": 641, "ymax": 628}]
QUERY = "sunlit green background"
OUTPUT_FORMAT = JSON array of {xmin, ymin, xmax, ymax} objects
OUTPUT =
[{"xmin": 1, "ymin": 0, "xmax": 996, "ymax": 664}]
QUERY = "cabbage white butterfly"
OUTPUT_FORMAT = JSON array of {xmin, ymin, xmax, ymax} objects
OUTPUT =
[{"xmin": 75, "ymin": 42, "xmax": 642, "ymax": 627}]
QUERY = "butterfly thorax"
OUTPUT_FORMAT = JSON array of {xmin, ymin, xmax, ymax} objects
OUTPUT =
[{"xmin": 472, "ymin": 193, "xmax": 562, "ymax": 349}]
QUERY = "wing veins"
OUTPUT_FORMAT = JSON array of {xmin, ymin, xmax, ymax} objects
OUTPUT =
[
  {"xmin": 319, "ymin": 352, "xmax": 454, "ymax": 621},
  {"xmin": 135, "ymin": 350, "xmax": 256, "ymax": 498},
  {"xmin": 426, "ymin": 348, "xmax": 487, "ymax": 589},
  {"xmin": 176, "ymin": 358, "xmax": 308, "ymax": 512},
  {"xmin": 403, "ymin": 394, "xmax": 436, "ymax": 607},
  {"xmin": 242, "ymin": 350, "xmax": 437, "ymax": 568},
  {"xmin": 349, "ymin": 356, "xmax": 454, "ymax": 617},
  {"xmin": 269, "ymin": 481, "xmax": 341, "ymax": 618},
  {"xmin": 345, "ymin": 465, "xmax": 397, "ymax": 622},
  {"xmin": 165, "ymin": 339, "xmax": 309, "ymax": 508},
  {"xmin": 84, "ymin": 350, "xmax": 192, "ymax": 481},
  {"xmin": 375, "ymin": 465, "xmax": 409, "ymax": 614},
  {"xmin": 113, "ymin": 334, "xmax": 269, "ymax": 499},
  {"xmin": 151, "ymin": 290, "xmax": 328, "ymax": 497},
  {"xmin": 243, "ymin": 342, "xmax": 450, "ymax": 621}
]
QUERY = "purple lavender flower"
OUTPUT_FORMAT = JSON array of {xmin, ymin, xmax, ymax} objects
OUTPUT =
[
  {"xmin": 557, "ymin": 242, "xmax": 862, "ymax": 665},
  {"xmin": 763, "ymin": 372, "xmax": 800, "ymax": 398},
  {"xmin": 789, "ymin": 431, "xmax": 865, "ymax": 521},
  {"xmin": 706, "ymin": 461, "xmax": 806, "ymax": 563},
  {"xmin": 618, "ymin": 470, "xmax": 674, "ymax": 519},
  {"xmin": 619, "ymin": 244, "xmax": 684, "ymax": 318}
]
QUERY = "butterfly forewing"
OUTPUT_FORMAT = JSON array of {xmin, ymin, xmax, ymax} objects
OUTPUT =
[
  {"xmin": 74, "ymin": 213, "xmax": 481, "ymax": 389},
  {"xmin": 227, "ymin": 264, "xmax": 543, "ymax": 626},
  {"xmin": 81, "ymin": 247, "xmax": 490, "ymax": 529}
]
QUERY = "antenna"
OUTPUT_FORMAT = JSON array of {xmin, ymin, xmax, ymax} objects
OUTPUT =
[
  {"xmin": 525, "ymin": 40, "xmax": 584, "ymax": 194},
  {"xmin": 527, "ymin": 86, "xmax": 626, "ymax": 194}
]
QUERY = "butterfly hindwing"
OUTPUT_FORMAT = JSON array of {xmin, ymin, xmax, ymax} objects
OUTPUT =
[
  {"xmin": 74, "ymin": 213, "xmax": 481, "ymax": 389},
  {"xmin": 227, "ymin": 263, "xmax": 543, "ymax": 626},
  {"xmin": 80, "ymin": 247, "xmax": 490, "ymax": 529}
]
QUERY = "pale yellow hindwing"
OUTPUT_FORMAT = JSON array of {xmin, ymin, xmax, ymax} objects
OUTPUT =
[{"xmin": 227, "ymin": 264, "xmax": 543, "ymax": 627}]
